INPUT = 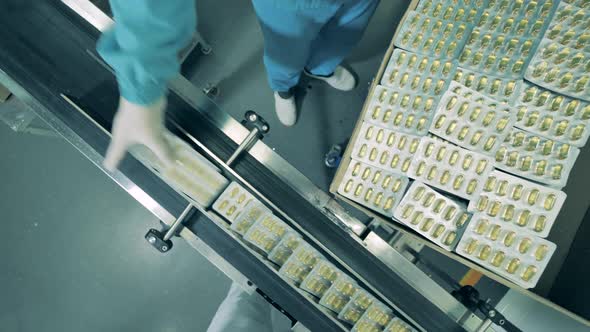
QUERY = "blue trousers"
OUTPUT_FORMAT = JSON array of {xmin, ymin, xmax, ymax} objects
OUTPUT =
[{"xmin": 252, "ymin": 0, "xmax": 380, "ymax": 92}]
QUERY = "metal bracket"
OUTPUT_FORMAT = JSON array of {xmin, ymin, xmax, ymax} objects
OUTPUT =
[{"xmin": 145, "ymin": 111, "xmax": 270, "ymax": 253}]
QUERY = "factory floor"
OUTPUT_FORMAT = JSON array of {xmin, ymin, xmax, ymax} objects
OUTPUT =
[{"xmin": 0, "ymin": 1, "xmax": 518, "ymax": 332}]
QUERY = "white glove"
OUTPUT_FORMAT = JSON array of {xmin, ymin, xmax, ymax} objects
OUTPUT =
[{"xmin": 103, "ymin": 96, "xmax": 175, "ymax": 172}]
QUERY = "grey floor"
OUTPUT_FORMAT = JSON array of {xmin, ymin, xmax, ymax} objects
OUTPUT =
[{"xmin": 0, "ymin": 1, "xmax": 408, "ymax": 332}]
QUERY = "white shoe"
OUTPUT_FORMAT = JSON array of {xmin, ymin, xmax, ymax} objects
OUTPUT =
[
  {"xmin": 305, "ymin": 65, "xmax": 357, "ymax": 91},
  {"xmin": 274, "ymin": 92, "xmax": 297, "ymax": 127}
]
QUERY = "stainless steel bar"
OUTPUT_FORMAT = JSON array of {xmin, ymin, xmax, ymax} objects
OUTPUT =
[
  {"xmin": 163, "ymin": 204, "xmax": 194, "ymax": 241},
  {"xmin": 227, "ymin": 127, "xmax": 259, "ymax": 166}
]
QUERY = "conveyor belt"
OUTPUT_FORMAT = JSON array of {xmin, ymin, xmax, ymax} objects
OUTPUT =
[{"xmin": 0, "ymin": 1, "xmax": 466, "ymax": 331}]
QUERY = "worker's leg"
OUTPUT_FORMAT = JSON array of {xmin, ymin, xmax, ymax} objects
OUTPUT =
[
  {"xmin": 251, "ymin": 0, "xmax": 341, "ymax": 92},
  {"xmin": 305, "ymin": 0, "xmax": 380, "ymax": 76},
  {"xmin": 207, "ymin": 283, "xmax": 274, "ymax": 332}
]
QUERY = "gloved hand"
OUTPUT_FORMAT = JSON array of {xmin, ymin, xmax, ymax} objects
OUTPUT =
[{"xmin": 103, "ymin": 96, "xmax": 175, "ymax": 172}]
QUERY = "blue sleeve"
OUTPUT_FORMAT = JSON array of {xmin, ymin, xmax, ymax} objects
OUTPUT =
[{"xmin": 97, "ymin": 0, "xmax": 197, "ymax": 105}]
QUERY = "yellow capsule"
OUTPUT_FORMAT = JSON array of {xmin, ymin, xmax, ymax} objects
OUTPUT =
[
  {"xmin": 466, "ymin": 179, "xmax": 478, "ymax": 195},
  {"xmin": 361, "ymin": 167, "xmax": 371, "ymax": 180},
  {"xmin": 446, "ymin": 151, "xmax": 460, "ymax": 166},
  {"xmin": 476, "ymin": 195, "xmax": 489, "ymax": 211},
  {"xmin": 384, "ymin": 197, "xmax": 395, "ymax": 211},
  {"xmin": 462, "ymin": 155, "xmax": 473, "ymax": 170},
  {"xmin": 364, "ymin": 188, "xmax": 374, "ymax": 202},
  {"xmin": 506, "ymin": 258, "xmax": 521, "ymax": 274},
  {"xmin": 369, "ymin": 148, "xmax": 378, "ymax": 161},
  {"xmin": 534, "ymin": 215, "xmax": 547, "ymax": 233},
  {"xmin": 483, "ymin": 136, "xmax": 496, "ymax": 151},
  {"xmin": 506, "ymin": 151, "xmax": 519, "ymax": 167},
  {"xmin": 491, "ymin": 251, "xmax": 505, "ymax": 267},
  {"xmin": 417, "ymin": 117, "xmax": 428, "ymax": 132},
  {"xmin": 521, "ymin": 265, "xmax": 538, "ymax": 282},
  {"xmin": 475, "ymin": 219, "xmax": 489, "ymax": 235},
  {"xmin": 432, "ymin": 224, "xmax": 445, "ymax": 238},
  {"xmin": 543, "ymin": 194, "xmax": 557, "ymax": 210},
  {"xmin": 551, "ymin": 164, "xmax": 563, "ymax": 180},
  {"xmin": 555, "ymin": 120, "xmax": 569, "ymax": 137},
  {"xmin": 365, "ymin": 126, "xmax": 374, "ymax": 140},
  {"xmin": 433, "ymin": 198, "xmax": 446, "ymax": 214},
  {"xmin": 376, "ymin": 129, "xmax": 384, "ymax": 143},
  {"xmin": 227, "ymin": 206, "xmax": 237, "ymax": 216},
  {"xmin": 424, "ymin": 98, "xmax": 435, "ymax": 112},
  {"xmin": 383, "ymin": 174, "xmax": 392, "ymax": 188},
  {"xmin": 446, "ymin": 96, "xmax": 458, "ymax": 110},
  {"xmin": 387, "ymin": 133, "xmax": 395, "ymax": 147},
  {"xmin": 344, "ymin": 180, "xmax": 354, "ymax": 193},
  {"xmin": 513, "ymin": 132, "xmax": 526, "ymax": 147},
  {"xmin": 374, "ymin": 192, "xmax": 384, "ymax": 206},
  {"xmin": 411, "ymin": 211, "xmax": 424, "ymax": 225},
  {"xmin": 400, "ymin": 73, "xmax": 409, "ymax": 87},
  {"xmin": 469, "ymin": 107, "xmax": 482, "ymax": 122},
  {"xmin": 526, "ymin": 136, "xmax": 540, "ymax": 151},
  {"xmin": 482, "ymin": 112, "xmax": 496, "ymax": 127},
  {"xmin": 434, "ymin": 115, "xmax": 446, "ymax": 129},
  {"xmin": 470, "ymin": 131, "xmax": 483, "ymax": 146},
  {"xmin": 503, "ymin": 231, "xmax": 516, "ymax": 247},
  {"xmin": 379, "ymin": 150, "xmax": 389, "ymax": 165},
  {"xmin": 421, "ymin": 218, "xmax": 435, "ymax": 232},
  {"xmin": 427, "ymin": 166, "xmax": 438, "ymax": 181},
  {"xmin": 390, "ymin": 154, "xmax": 399, "ymax": 169},
  {"xmin": 383, "ymin": 109, "xmax": 393, "ymax": 122},
  {"xmin": 371, "ymin": 171, "xmax": 381, "ymax": 184},
  {"xmin": 412, "ymin": 96, "xmax": 423, "ymax": 110},
  {"xmin": 423, "ymin": 192, "xmax": 435, "ymax": 207},
  {"xmin": 237, "ymin": 194, "xmax": 247, "ymax": 204},
  {"xmin": 401, "ymin": 158, "xmax": 411, "ymax": 172},
  {"xmin": 457, "ymin": 126, "xmax": 470, "ymax": 141},
  {"xmin": 511, "ymin": 184, "xmax": 524, "ymax": 200},
  {"xmin": 404, "ymin": 115, "xmax": 415, "ymax": 129},
  {"xmin": 436, "ymin": 146, "xmax": 447, "ymax": 161},
  {"xmin": 416, "ymin": 161, "xmax": 426, "ymax": 176},
  {"xmin": 443, "ymin": 206, "xmax": 457, "ymax": 221},
  {"xmin": 393, "ymin": 112, "xmax": 404, "ymax": 126},
  {"xmin": 351, "ymin": 162, "xmax": 362, "ymax": 177},
  {"xmin": 496, "ymin": 181, "xmax": 508, "ymax": 196},
  {"xmin": 440, "ymin": 170, "xmax": 451, "ymax": 185},
  {"xmin": 398, "ymin": 135, "xmax": 407, "ymax": 150},
  {"xmin": 392, "ymin": 179, "xmax": 403, "ymax": 193},
  {"xmin": 371, "ymin": 106, "xmax": 381, "ymax": 120},
  {"xmin": 527, "ymin": 189, "xmax": 539, "ymax": 205},
  {"xmin": 478, "ymin": 245, "xmax": 492, "ymax": 260},
  {"xmin": 484, "ymin": 176, "xmax": 496, "ymax": 192},
  {"xmin": 354, "ymin": 184, "xmax": 364, "ymax": 197},
  {"xmin": 489, "ymin": 224, "xmax": 502, "ymax": 241},
  {"xmin": 535, "ymin": 160, "xmax": 547, "ymax": 176},
  {"xmin": 413, "ymin": 186, "xmax": 425, "ymax": 201},
  {"xmin": 502, "ymin": 205, "xmax": 515, "ymax": 222},
  {"xmin": 519, "ymin": 238, "xmax": 533, "ymax": 254},
  {"xmin": 359, "ymin": 144, "xmax": 368, "ymax": 158},
  {"xmin": 535, "ymin": 245, "xmax": 549, "ymax": 261},
  {"xmin": 540, "ymin": 116, "xmax": 553, "ymax": 132},
  {"xmin": 446, "ymin": 120, "xmax": 457, "ymax": 135},
  {"xmin": 456, "ymin": 213, "xmax": 469, "ymax": 228},
  {"xmin": 488, "ymin": 201, "xmax": 501, "ymax": 217},
  {"xmin": 425, "ymin": 142, "xmax": 435, "ymax": 157},
  {"xmin": 558, "ymin": 144, "xmax": 570, "ymax": 160},
  {"xmin": 465, "ymin": 239, "xmax": 478, "ymax": 255},
  {"xmin": 520, "ymin": 156, "xmax": 532, "ymax": 171},
  {"xmin": 443, "ymin": 231, "xmax": 457, "ymax": 246},
  {"xmin": 572, "ymin": 124, "xmax": 585, "ymax": 140},
  {"xmin": 409, "ymin": 139, "xmax": 420, "ymax": 154},
  {"xmin": 517, "ymin": 210, "xmax": 531, "ymax": 226},
  {"xmin": 453, "ymin": 175, "xmax": 464, "ymax": 190}
]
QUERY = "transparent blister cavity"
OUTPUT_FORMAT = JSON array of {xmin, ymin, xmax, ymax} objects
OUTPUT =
[
  {"xmin": 430, "ymin": 83, "xmax": 517, "ymax": 157},
  {"xmin": 394, "ymin": 181, "xmax": 471, "ymax": 251},
  {"xmin": 561, "ymin": 0, "xmax": 590, "ymax": 9},
  {"xmin": 135, "ymin": 133, "xmax": 230, "ymax": 207},
  {"xmin": 456, "ymin": 213, "xmax": 557, "ymax": 288},
  {"xmin": 243, "ymin": 212, "xmax": 293, "ymax": 254},
  {"xmin": 279, "ymin": 242, "xmax": 324, "ymax": 285},
  {"xmin": 381, "ymin": 49, "xmax": 458, "ymax": 95},
  {"xmin": 496, "ymin": 128, "xmax": 580, "ymax": 188},
  {"xmin": 364, "ymin": 85, "xmax": 438, "ymax": 136},
  {"xmin": 458, "ymin": 29, "xmax": 537, "ymax": 78},
  {"xmin": 212, "ymin": 182, "xmax": 257, "ymax": 222},
  {"xmin": 230, "ymin": 202, "xmax": 270, "ymax": 236},
  {"xmin": 469, "ymin": 170, "xmax": 566, "ymax": 237},
  {"xmin": 385, "ymin": 317, "xmax": 419, "ymax": 332},
  {"xmin": 416, "ymin": 0, "xmax": 483, "ymax": 24},
  {"xmin": 394, "ymin": 11, "xmax": 472, "ymax": 59},
  {"xmin": 545, "ymin": 3, "xmax": 590, "ymax": 53},
  {"xmin": 351, "ymin": 122, "xmax": 421, "ymax": 176},
  {"xmin": 338, "ymin": 160, "xmax": 410, "ymax": 217},
  {"xmin": 268, "ymin": 232, "xmax": 303, "ymax": 267},
  {"xmin": 351, "ymin": 301, "xmax": 395, "ymax": 332},
  {"xmin": 485, "ymin": 0, "xmax": 557, "ymax": 18},
  {"xmin": 453, "ymin": 67, "xmax": 523, "ymax": 104},
  {"xmin": 516, "ymin": 82, "xmax": 590, "ymax": 147},
  {"xmin": 319, "ymin": 274, "xmax": 359, "ymax": 314},
  {"xmin": 409, "ymin": 137, "xmax": 494, "ymax": 200},
  {"xmin": 300, "ymin": 260, "xmax": 342, "ymax": 298},
  {"xmin": 526, "ymin": 38, "xmax": 590, "ymax": 101},
  {"xmin": 338, "ymin": 290, "xmax": 377, "ymax": 325}
]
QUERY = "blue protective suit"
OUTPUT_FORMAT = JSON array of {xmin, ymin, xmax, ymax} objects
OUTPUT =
[{"xmin": 98, "ymin": 0, "xmax": 378, "ymax": 104}]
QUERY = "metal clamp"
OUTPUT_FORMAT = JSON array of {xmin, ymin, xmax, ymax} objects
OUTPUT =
[{"xmin": 145, "ymin": 111, "xmax": 269, "ymax": 253}]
